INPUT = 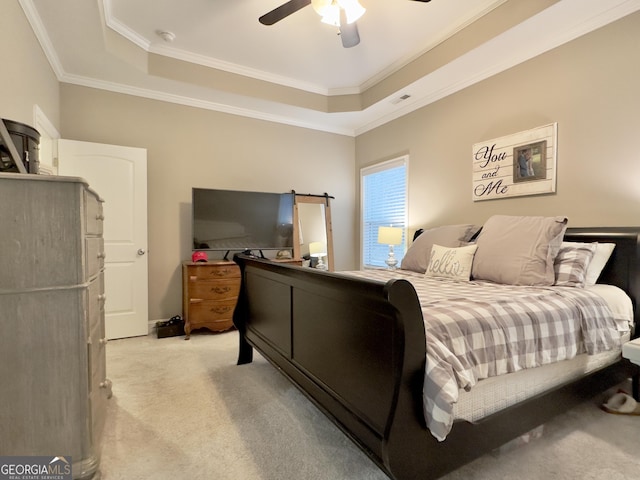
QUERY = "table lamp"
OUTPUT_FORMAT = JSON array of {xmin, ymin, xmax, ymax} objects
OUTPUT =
[
  {"xmin": 377, "ymin": 226, "xmax": 403, "ymax": 270},
  {"xmin": 309, "ymin": 241, "xmax": 328, "ymax": 270}
]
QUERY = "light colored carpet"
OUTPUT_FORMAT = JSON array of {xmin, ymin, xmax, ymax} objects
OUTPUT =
[{"xmin": 100, "ymin": 331, "xmax": 639, "ymax": 480}]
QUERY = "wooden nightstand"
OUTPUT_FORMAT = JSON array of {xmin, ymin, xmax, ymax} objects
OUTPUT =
[{"xmin": 182, "ymin": 260, "xmax": 240, "ymax": 339}]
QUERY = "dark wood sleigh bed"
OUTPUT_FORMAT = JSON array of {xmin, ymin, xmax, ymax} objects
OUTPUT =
[{"xmin": 232, "ymin": 227, "xmax": 640, "ymax": 480}]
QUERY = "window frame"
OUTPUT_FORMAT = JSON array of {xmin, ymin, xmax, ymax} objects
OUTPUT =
[{"xmin": 359, "ymin": 155, "xmax": 409, "ymax": 269}]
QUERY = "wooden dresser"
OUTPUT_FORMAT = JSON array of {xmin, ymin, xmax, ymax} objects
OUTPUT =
[
  {"xmin": 0, "ymin": 173, "xmax": 110, "ymax": 479},
  {"xmin": 182, "ymin": 260, "xmax": 240, "ymax": 338}
]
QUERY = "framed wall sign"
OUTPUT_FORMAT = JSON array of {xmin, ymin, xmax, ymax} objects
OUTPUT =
[{"xmin": 472, "ymin": 123, "xmax": 557, "ymax": 202}]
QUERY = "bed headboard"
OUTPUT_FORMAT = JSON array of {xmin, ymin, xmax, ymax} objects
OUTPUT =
[{"xmin": 564, "ymin": 227, "xmax": 640, "ymax": 335}]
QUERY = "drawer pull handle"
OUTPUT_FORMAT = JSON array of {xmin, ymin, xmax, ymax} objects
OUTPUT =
[
  {"xmin": 99, "ymin": 337, "xmax": 108, "ymax": 345},
  {"xmin": 212, "ymin": 286, "xmax": 231, "ymax": 294},
  {"xmin": 97, "ymin": 252, "xmax": 106, "ymax": 259},
  {"xmin": 96, "ymin": 214, "xmax": 105, "ymax": 221},
  {"xmin": 98, "ymin": 294, "xmax": 107, "ymax": 303}
]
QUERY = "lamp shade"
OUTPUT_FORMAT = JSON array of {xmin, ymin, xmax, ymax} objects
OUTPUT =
[
  {"xmin": 377, "ymin": 226, "xmax": 402, "ymax": 246},
  {"xmin": 309, "ymin": 241, "xmax": 327, "ymax": 257}
]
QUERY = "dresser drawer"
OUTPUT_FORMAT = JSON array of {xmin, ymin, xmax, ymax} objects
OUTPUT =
[
  {"xmin": 86, "ymin": 274, "xmax": 105, "ymax": 336},
  {"xmin": 90, "ymin": 357, "xmax": 110, "ymax": 449},
  {"xmin": 186, "ymin": 264, "xmax": 240, "ymax": 281},
  {"xmin": 187, "ymin": 298, "xmax": 237, "ymax": 322},
  {"xmin": 85, "ymin": 237, "xmax": 105, "ymax": 279},
  {"xmin": 88, "ymin": 328, "xmax": 107, "ymax": 393},
  {"xmin": 187, "ymin": 279, "xmax": 240, "ymax": 301},
  {"xmin": 85, "ymin": 191, "xmax": 104, "ymax": 235}
]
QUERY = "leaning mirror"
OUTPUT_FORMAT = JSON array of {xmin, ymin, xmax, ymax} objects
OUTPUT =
[{"xmin": 292, "ymin": 194, "xmax": 334, "ymax": 271}]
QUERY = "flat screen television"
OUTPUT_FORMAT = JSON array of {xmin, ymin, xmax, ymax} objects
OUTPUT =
[{"xmin": 192, "ymin": 188, "xmax": 294, "ymax": 255}]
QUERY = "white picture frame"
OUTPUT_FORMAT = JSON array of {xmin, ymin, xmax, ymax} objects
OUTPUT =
[{"xmin": 472, "ymin": 123, "xmax": 557, "ymax": 202}]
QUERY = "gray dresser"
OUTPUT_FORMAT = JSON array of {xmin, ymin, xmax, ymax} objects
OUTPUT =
[{"xmin": 0, "ymin": 173, "xmax": 111, "ymax": 479}]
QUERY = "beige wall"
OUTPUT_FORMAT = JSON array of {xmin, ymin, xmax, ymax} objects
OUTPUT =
[
  {"xmin": 0, "ymin": 0, "xmax": 59, "ymax": 130},
  {"xmin": 60, "ymin": 86, "xmax": 356, "ymax": 320},
  {"xmin": 356, "ymin": 12, "xmax": 640, "ymax": 236},
  {"xmin": 6, "ymin": 0, "xmax": 640, "ymax": 324}
]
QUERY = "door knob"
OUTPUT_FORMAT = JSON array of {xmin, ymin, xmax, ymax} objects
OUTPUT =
[{"xmin": 137, "ymin": 248, "xmax": 146, "ymax": 255}]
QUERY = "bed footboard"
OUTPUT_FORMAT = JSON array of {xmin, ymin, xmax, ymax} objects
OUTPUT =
[{"xmin": 232, "ymin": 255, "xmax": 428, "ymax": 473}]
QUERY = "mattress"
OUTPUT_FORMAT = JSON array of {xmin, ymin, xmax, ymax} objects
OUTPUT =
[
  {"xmin": 454, "ymin": 283, "xmax": 634, "ymax": 422},
  {"xmin": 346, "ymin": 269, "xmax": 632, "ymax": 440}
]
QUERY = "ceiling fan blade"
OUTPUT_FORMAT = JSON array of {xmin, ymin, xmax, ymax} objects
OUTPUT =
[
  {"xmin": 339, "ymin": 11, "xmax": 360, "ymax": 48},
  {"xmin": 259, "ymin": 0, "xmax": 311, "ymax": 26}
]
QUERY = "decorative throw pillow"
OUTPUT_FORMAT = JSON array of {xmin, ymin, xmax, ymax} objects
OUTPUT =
[
  {"xmin": 553, "ymin": 243, "xmax": 597, "ymax": 287},
  {"xmin": 425, "ymin": 244, "xmax": 478, "ymax": 281},
  {"xmin": 471, "ymin": 215, "xmax": 568, "ymax": 286},
  {"xmin": 400, "ymin": 224, "xmax": 481, "ymax": 273}
]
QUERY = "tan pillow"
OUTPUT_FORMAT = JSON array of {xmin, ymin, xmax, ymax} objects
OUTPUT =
[
  {"xmin": 426, "ymin": 244, "xmax": 478, "ymax": 281},
  {"xmin": 471, "ymin": 215, "xmax": 568, "ymax": 285},
  {"xmin": 400, "ymin": 224, "xmax": 481, "ymax": 273}
]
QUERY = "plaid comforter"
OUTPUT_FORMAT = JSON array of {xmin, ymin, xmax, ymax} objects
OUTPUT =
[{"xmin": 343, "ymin": 269, "xmax": 627, "ymax": 441}]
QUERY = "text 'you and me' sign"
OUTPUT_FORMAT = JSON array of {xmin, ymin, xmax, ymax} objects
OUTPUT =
[{"xmin": 472, "ymin": 123, "xmax": 557, "ymax": 202}]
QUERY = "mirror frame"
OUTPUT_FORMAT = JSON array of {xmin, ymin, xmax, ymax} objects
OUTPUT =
[{"xmin": 292, "ymin": 194, "xmax": 334, "ymax": 271}]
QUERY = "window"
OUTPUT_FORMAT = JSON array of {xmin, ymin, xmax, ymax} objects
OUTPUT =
[{"xmin": 361, "ymin": 156, "xmax": 408, "ymax": 268}]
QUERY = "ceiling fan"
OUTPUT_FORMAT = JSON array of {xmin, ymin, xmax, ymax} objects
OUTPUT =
[{"xmin": 259, "ymin": 0, "xmax": 432, "ymax": 49}]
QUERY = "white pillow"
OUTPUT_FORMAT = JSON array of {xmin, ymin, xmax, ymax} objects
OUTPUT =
[
  {"xmin": 588, "ymin": 243, "xmax": 616, "ymax": 285},
  {"xmin": 425, "ymin": 244, "xmax": 478, "ymax": 281},
  {"xmin": 561, "ymin": 241, "xmax": 615, "ymax": 285}
]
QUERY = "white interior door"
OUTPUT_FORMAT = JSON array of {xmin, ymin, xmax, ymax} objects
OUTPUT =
[{"xmin": 58, "ymin": 139, "xmax": 148, "ymax": 339}]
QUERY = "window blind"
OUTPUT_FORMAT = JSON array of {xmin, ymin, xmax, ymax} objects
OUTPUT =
[{"xmin": 361, "ymin": 157, "xmax": 408, "ymax": 268}]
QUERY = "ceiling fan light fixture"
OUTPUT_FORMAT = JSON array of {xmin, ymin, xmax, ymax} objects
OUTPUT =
[
  {"xmin": 340, "ymin": 0, "xmax": 366, "ymax": 24},
  {"xmin": 312, "ymin": 0, "xmax": 339, "ymax": 26},
  {"xmin": 312, "ymin": 0, "xmax": 365, "ymax": 27}
]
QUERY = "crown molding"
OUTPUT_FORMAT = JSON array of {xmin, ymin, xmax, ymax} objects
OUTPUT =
[
  {"xmin": 18, "ymin": 0, "xmax": 65, "ymax": 79},
  {"xmin": 58, "ymin": 72, "xmax": 356, "ymax": 137}
]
